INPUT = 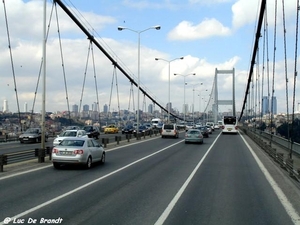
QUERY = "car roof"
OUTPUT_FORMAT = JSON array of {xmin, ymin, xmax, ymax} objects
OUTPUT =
[{"xmin": 60, "ymin": 137, "xmax": 91, "ymax": 141}]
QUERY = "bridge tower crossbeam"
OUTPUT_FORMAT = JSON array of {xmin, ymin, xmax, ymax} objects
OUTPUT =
[{"xmin": 214, "ymin": 68, "xmax": 236, "ymax": 122}]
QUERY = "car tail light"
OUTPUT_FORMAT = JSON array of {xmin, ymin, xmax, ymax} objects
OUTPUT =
[
  {"xmin": 73, "ymin": 150, "xmax": 84, "ymax": 155},
  {"xmin": 235, "ymin": 126, "xmax": 238, "ymax": 130},
  {"xmin": 52, "ymin": 148, "xmax": 58, "ymax": 153},
  {"xmin": 221, "ymin": 126, "xmax": 224, "ymax": 129}
]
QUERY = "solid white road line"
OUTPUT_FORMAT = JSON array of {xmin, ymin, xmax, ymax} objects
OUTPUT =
[
  {"xmin": 240, "ymin": 134, "xmax": 300, "ymax": 225},
  {"xmin": 0, "ymin": 140, "xmax": 184, "ymax": 225},
  {"xmin": 154, "ymin": 132, "xmax": 222, "ymax": 225}
]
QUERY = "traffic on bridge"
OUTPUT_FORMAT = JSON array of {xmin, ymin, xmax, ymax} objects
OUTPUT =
[{"xmin": 1, "ymin": 0, "xmax": 300, "ymax": 224}]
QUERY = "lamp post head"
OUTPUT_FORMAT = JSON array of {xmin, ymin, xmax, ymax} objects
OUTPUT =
[
  {"xmin": 192, "ymin": 73, "xmax": 196, "ymax": 76},
  {"xmin": 180, "ymin": 57, "xmax": 184, "ymax": 60},
  {"xmin": 155, "ymin": 58, "xmax": 159, "ymax": 61},
  {"xmin": 154, "ymin": 25, "xmax": 161, "ymax": 30},
  {"xmin": 118, "ymin": 26, "xmax": 125, "ymax": 31}
]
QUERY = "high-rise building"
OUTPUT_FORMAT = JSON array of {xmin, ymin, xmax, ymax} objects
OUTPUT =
[
  {"xmin": 271, "ymin": 96, "xmax": 277, "ymax": 114},
  {"xmin": 262, "ymin": 96, "xmax": 277, "ymax": 115},
  {"xmin": 262, "ymin": 96, "xmax": 268, "ymax": 115},
  {"xmin": 182, "ymin": 104, "xmax": 189, "ymax": 114},
  {"xmin": 103, "ymin": 104, "xmax": 108, "ymax": 113},
  {"xmin": 24, "ymin": 102, "xmax": 28, "ymax": 113},
  {"xmin": 3, "ymin": 99, "xmax": 8, "ymax": 113},
  {"xmin": 166, "ymin": 102, "xmax": 172, "ymax": 113},
  {"xmin": 92, "ymin": 102, "xmax": 98, "ymax": 112},
  {"xmin": 72, "ymin": 104, "xmax": 78, "ymax": 113},
  {"xmin": 148, "ymin": 104, "xmax": 153, "ymax": 114},
  {"xmin": 83, "ymin": 104, "xmax": 89, "ymax": 111}
]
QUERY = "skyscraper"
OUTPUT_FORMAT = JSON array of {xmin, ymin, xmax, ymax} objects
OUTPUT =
[
  {"xmin": 3, "ymin": 99, "xmax": 8, "ymax": 113},
  {"xmin": 262, "ymin": 96, "xmax": 277, "ymax": 115},
  {"xmin": 83, "ymin": 104, "xmax": 89, "ymax": 111},
  {"xmin": 148, "ymin": 104, "xmax": 153, "ymax": 114},
  {"xmin": 103, "ymin": 104, "xmax": 108, "ymax": 113},
  {"xmin": 271, "ymin": 96, "xmax": 277, "ymax": 114},
  {"xmin": 262, "ymin": 96, "xmax": 268, "ymax": 115},
  {"xmin": 24, "ymin": 102, "xmax": 28, "ymax": 113},
  {"xmin": 72, "ymin": 104, "xmax": 78, "ymax": 113}
]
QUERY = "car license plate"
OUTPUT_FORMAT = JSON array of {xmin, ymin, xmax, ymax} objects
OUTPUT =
[
  {"xmin": 166, "ymin": 130, "xmax": 171, "ymax": 132},
  {"xmin": 59, "ymin": 151, "xmax": 72, "ymax": 155},
  {"xmin": 23, "ymin": 138, "xmax": 28, "ymax": 140},
  {"xmin": 227, "ymin": 128, "xmax": 232, "ymax": 131}
]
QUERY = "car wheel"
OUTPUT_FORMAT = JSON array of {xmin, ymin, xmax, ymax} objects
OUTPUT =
[
  {"xmin": 53, "ymin": 162, "xmax": 60, "ymax": 169},
  {"xmin": 86, "ymin": 156, "xmax": 92, "ymax": 169},
  {"xmin": 100, "ymin": 153, "xmax": 105, "ymax": 164}
]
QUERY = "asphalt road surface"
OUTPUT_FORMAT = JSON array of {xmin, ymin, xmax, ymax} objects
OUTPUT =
[{"xmin": 1, "ymin": 131, "xmax": 300, "ymax": 225}]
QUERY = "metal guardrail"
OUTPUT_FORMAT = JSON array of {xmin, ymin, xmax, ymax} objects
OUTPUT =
[
  {"xmin": 240, "ymin": 126, "xmax": 300, "ymax": 182},
  {"xmin": 0, "ymin": 135, "xmax": 19, "ymax": 143},
  {"xmin": 0, "ymin": 130, "xmax": 161, "ymax": 172}
]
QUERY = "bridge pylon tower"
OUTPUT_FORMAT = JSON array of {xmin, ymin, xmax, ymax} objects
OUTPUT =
[{"xmin": 214, "ymin": 68, "xmax": 236, "ymax": 122}]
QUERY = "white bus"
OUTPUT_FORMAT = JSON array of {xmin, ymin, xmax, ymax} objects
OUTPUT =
[
  {"xmin": 221, "ymin": 116, "xmax": 238, "ymax": 134},
  {"xmin": 151, "ymin": 118, "xmax": 162, "ymax": 128}
]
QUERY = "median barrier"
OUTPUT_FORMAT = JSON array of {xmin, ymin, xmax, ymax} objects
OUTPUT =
[
  {"xmin": 115, "ymin": 136, "xmax": 121, "ymax": 144},
  {"xmin": 0, "ymin": 155, "xmax": 8, "ymax": 172},
  {"xmin": 102, "ymin": 138, "xmax": 109, "ymax": 148}
]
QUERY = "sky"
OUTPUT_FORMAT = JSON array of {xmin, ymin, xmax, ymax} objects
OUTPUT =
[{"xmin": 0, "ymin": 0, "xmax": 299, "ymax": 115}]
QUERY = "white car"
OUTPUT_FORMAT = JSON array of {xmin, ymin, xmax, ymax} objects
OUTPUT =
[
  {"xmin": 161, "ymin": 124, "xmax": 179, "ymax": 138},
  {"xmin": 52, "ymin": 137, "xmax": 105, "ymax": 169},
  {"xmin": 53, "ymin": 129, "xmax": 88, "ymax": 146}
]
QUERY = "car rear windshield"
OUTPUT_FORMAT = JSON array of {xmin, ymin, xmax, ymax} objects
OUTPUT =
[
  {"xmin": 164, "ymin": 125, "xmax": 174, "ymax": 129},
  {"xmin": 188, "ymin": 130, "xmax": 200, "ymax": 134},
  {"xmin": 223, "ymin": 117, "xmax": 236, "ymax": 125},
  {"xmin": 60, "ymin": 140, "xmax": 84, "ymax": 146}
]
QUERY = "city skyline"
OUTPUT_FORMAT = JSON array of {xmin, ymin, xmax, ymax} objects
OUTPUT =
[{"xmin": 0, "ymin": 1, "xmax": 298, "ymax": 115}]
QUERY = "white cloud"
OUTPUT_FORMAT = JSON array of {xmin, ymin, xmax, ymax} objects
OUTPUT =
[{"xmin": 168, "ymin": 18, "xmax": 231, "ymax": 41}]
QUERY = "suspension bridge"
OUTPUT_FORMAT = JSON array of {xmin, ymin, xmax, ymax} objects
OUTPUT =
[{"xmin": 1, "ymin": 0, "xmax": 299, "ymax": 136}]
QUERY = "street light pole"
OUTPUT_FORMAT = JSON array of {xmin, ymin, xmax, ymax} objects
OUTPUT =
[
  {"xmin": 155, "ymin": 57, "xmax": 184, "ymax": 123},
  {"xmin": 174, "ymin": 73, "xmax": 196, "ymax": 123},
  {"xmin": 192, "ymin": 83, "xmax": 203, "ymax": 124},
  {"xmin": 118, "ymin": 25, "xmax": 160, "ymax": 139},
  {"xmin": 197, "ymin": 89, "xmax": 207, "ymax": 123}
]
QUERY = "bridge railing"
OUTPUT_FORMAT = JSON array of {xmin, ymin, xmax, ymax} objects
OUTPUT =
[{"xmin": 240, "ymin": 126, "xmax": 300, "ymax": 182}]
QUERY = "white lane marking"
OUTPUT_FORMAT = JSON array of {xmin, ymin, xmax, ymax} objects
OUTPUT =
[
  {"xmin": 240, "ymin": 134, "xmax": 300, "ymax": 225},
  {"xmin": 0, "ymin": 165, "xmax": 52, "ymax": 181},
  {"xmin": 0, "ymin": 140, "xmax": 184, "ymax": 225},
  {"xmin": 0, "ymin": 135, "xmax": 161, "ymax": 180},
  {"xmin": 154, "ymin": 132, "xmax": 222, "ymax": 225}
]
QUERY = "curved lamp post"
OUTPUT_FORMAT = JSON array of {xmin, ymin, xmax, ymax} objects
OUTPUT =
[
  {"xmin": 155, "ymin": 57, "xmax": 184, "ymax": 123},
  {"xmin": 118, "ymin": 25, "xmax": 160, "ymax": 139}
]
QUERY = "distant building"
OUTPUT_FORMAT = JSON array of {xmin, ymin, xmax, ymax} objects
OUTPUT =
[
  {"xmin": 3, "ymin": 99, "xmax": 8, "ymax": 113},
  {"xmin": 92, "ymin": 102, "xmax": 98, "ymax": 112},
  {"xmin": 72, "ymin": 104, "xmax": 78, "ymax": 113},
  {"xmin": 103, "ymin": 104, "xmax": 108, "ymax": 113},
  {"xmin": 182, "ymin": 104, "xmax": 188, "ymax": 114},
  {"xmin": 271, "ymin": 96, "xmax": 277, "ymax": 114},
  {"xmin": 83, "ymin": 104, "xmax": 89, "ymax": 112},
  {"xmin": 262, "ymin": 96, "xmax": 268, "ymax": 115},
  {"xmin": 262, "ymin": 96, "xmax": 277, "ymax": 115},
  {"xmin": 24, "ymin": 102, "xmax": 28, "ymax": 113},
  {"xmin": 148, "ymin": 104, "xmax": 153, "ymax": 114},
  {"xmin": 166, "ymin": 102, "xmax": 172, "ymax": 113}
]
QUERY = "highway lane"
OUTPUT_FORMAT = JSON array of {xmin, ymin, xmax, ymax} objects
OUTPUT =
[
  {"xmin": 0, "ymin": 131, "xmax": 299, "ymax": 225},
  {"xmin": 0, "ymin": 133, "xmax": 130, "ymax": 154}
]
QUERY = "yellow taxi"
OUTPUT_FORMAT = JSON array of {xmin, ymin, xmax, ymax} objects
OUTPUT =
[{"xmin": 104, "ymin": 124, "xmax": 119, "ymax": 134}]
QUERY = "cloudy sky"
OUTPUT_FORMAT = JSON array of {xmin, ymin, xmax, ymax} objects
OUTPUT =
[{"xmin": 0, "ymin": 0, "xmax": 298, "ymax": 115}]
